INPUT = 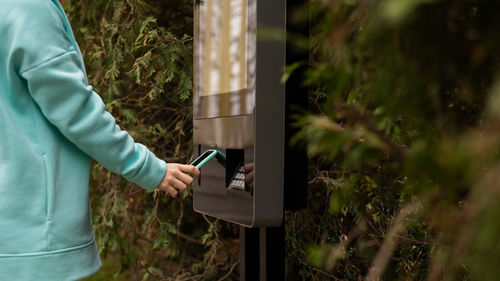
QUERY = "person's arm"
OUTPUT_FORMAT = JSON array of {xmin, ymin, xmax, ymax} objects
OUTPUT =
[
  {"xmin": 21, "ymin": 50, "xmax": 166, "ymax": 190},
  {"xmin": 14, "ymin": 0, "xmax": 198, "ymax": 192}
]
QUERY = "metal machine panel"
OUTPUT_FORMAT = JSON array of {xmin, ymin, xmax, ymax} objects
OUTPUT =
[{"xmin": 193, "ymin": 0, "xmax": 286, "ymax": 227}]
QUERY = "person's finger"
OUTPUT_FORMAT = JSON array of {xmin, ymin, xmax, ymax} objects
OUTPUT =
[
  {"xmin": 244, "ymin": 164, "xmax": 254, "ymax": 181},
  {"xmin": 169, "ymin": 177, "xmax": 188, "ymax": 193},
  {"xmin": 179, "ymin": 164, "xmax": 200, "ymax": 178},
  {"xmin": 177, "ymin": 171, "xmax": 195, "ymax": 186},
  {"xmin": 178, "ymin": 164, "xmax": 199, "ymax": 177},
  {"xmin": 193, "ymin": 167, "xmax": 201, "ymax": 178},
  {"xmin": 164, "ymin": 184, "xmax": 179, "ymax": 198},
  {"xmin": 245, "ymin": 170, "xmax": 254, "ymax": 182},
  {"xmin": 169, "ymin": 168, "xmax": 194, "ymax": 185}
]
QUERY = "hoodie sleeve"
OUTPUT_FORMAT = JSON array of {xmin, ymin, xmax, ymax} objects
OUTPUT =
[{"xmin": 15, "ymin": 1, "xmax": 166, "ymax": 190}]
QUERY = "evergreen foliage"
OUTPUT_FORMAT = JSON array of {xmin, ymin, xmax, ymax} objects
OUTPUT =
[
  {"xmin": 286, "ymin": 0, "xmax": 500, "ymax": 280},
  {"xmin": 64, "ymin": 0, "xmax": 500, "ymax": 280},
  {"xmin": 64, "ymin": 0, "xmax": 238, "ymax": 280}
]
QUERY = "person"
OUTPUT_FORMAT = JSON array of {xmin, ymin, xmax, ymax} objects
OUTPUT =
[{"xmin": 0, "ymin": 0, "xmax": 200, "ymax": 280}]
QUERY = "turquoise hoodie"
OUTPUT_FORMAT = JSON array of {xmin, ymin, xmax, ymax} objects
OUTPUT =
[{"xmin": 0, "ymin": 0, "xmax": 167, "ymax": 279}]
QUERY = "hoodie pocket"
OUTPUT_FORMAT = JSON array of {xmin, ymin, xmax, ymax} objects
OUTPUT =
[{"xmin": 42, "ymin": 154, "xmax": 55, "ymax": 221}]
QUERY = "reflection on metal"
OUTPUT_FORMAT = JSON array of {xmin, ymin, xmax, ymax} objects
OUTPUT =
[
  {"xmin": 193, "ymin": 144, "xmax": 255, "ymax": 227},
  {"xmin": 228, "ymin": 165, "xmax": 245, "ymax": 190},
  {"xmin": 193, "ymin": 115, "xmax": 254, "ymax": 148},
  {"xmin": 195, "ymin": 89, "xmax": 249, "ymax": 119},
  {"xmin": 199, "ymin": 0, "xmax": 248, "ymax": 97},
  {"xmin": 201, "ymin": 1, "xmax": 213, "ymax": 98},
  {"xmin": 194, "ymin": 0, "xmax": 255, "ymax": 119},
  {"xmin": 219, "ymin": 0, "xmax": 230, "ymax": 94}
]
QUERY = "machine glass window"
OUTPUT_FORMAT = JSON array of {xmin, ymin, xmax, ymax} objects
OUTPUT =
[
  {"xmin": 198, "ymin": 0, "xmax": 248, "ymax": 96},
  {"xmin": 194, "ymin": 0, "xmax": 256, "ymax": 119}
]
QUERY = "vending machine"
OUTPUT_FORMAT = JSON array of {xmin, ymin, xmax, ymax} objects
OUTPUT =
[
  {"xmin": 193, "ymin": 0, "xmax": 308, "ymax": 279},
  {"xmin": 193, "ymin": 0, "xmax": 286, "ymax": 227}
]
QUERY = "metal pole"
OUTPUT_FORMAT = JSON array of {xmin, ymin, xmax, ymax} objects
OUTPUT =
[{"xmin": 240, "ymin": 226, "xmax": 259, "ymax": 281}]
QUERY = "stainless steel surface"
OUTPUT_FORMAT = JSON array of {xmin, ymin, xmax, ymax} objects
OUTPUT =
[
  {"xmin": 193, "ymin": 0, "xmax": 286, "ymax": 227},
  {"xmin": 193, "ymin": 115, "xmax": 254, "ymax": 149},
  {"xmin": 193, "ymin": 145, "xmax": 254, "ymax": 226}
]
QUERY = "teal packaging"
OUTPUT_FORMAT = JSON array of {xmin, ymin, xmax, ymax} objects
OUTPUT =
[{"xmin": 190, "ymin": 149, "xmax": 226, "ymax": 169}]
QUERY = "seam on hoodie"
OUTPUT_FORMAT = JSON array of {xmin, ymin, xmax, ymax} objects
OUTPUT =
[
  {"xmin": 15, "ymin": 0, "xmax": 75, "ymax": 75},
  {"xmin": 0, "ymin": 236, "xmax": 96, "ymax": 258},
  {"xmin": 47, "ymin": 0, "xmax": 74, "ymax": 45},
  {"xmin": 41, "ymin": 154, "xmax": 55, "ymax": 252},
  {"xmin": 19, "ymin": 49, "xmax": 76, "ymax": 75},
  {"xmin": 48, "ymin": 0, "xmax": 88, "ymax": 81}
]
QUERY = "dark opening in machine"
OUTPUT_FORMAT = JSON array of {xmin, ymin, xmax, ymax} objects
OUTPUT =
[{"xmin": 225, "ymin": 149, "xmax": 245, "ymax": 190}]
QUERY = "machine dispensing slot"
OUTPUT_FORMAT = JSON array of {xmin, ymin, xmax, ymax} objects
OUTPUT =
[
  {"xmin": 193, "ymin": 147, "xmax": 227, "ymax": 186},
  {"xmin": 226, "ymin": 149, "xmax": 245, "ymax": 190}
]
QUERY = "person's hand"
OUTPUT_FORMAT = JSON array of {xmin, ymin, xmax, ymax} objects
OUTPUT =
[
  {"xmin": 157, "ymin": 163, "xmax": 200, "ymax": 197},
  {"xmin": 244, "ymin": 163, "xmax": 254, "ymax": 190}
]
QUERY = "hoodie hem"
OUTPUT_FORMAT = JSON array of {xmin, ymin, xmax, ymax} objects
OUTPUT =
[
  {"xmin": 0, "ymin": 238, "xmax": 101, "ymax": 281},
  {"xmin": 0, "ymin": 237, "xmax": 96, "ymax": 258}
]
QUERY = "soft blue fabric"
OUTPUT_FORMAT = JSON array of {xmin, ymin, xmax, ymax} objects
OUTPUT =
[{"xmin": 0, "ymin": 0, "xmax": 167, "ymax": 280}]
